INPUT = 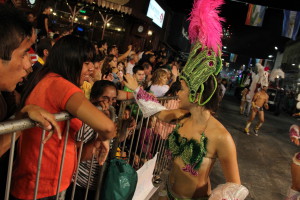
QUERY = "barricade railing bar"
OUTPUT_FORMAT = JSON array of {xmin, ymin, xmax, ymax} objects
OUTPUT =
[
  {"xmin": 0, "ymin": 96, "xmax": 178, "ymax": 200},
  {"xmin": 116, "ymin": 96, "xmax": 178, "ymax": 180}
]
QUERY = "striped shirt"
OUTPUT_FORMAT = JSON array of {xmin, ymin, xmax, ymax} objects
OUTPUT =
[{"xmin": 75, "ymin": 123, "xmax": 100, "ymax": 190}]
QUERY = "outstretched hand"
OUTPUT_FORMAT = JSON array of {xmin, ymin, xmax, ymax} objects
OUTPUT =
[
  {"xmin": 19, "ymin": 105, "xmax": 62, "ymax": 143},
  {"xmin": 123, "ymin": 74, "xmax": 139, "ymax": 91},
  {"xmin": 171, "ymin": 65, "xmax": 179, "ymax": 78}
]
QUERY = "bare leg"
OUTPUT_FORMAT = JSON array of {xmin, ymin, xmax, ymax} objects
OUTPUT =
[
  {"xmin": 245, "ymin": 110, "xmax": 257, "ymax": 134},
  {"xmin": 245, "ymin": 102, "xmax": 251, "ymax": 116},
  {"xmin": 254, "ymin": 111, "xmax": 264, "ymax": 135},
  {"xmin": 291, "ymin": 154, "xmax": 300, "ymax": 191},
  {"xmin": 287, "ymin": 153, "xmax": 300, "ymax": 199},
  {"xmin": 240, "ymin": 101, "xmax": 245, "ymax": 114}
]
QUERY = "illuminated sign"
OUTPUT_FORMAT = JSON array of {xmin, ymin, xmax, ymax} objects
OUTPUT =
[{"xmin": 146, "ymin": 0, "xmax": 165, "ymax": 28}]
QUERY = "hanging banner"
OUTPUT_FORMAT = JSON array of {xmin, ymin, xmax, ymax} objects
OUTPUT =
[
  {"xmin": 247, "ymin": 58, "xmax": 252, "ymax": 67},
  {"xmin": 230, "ymin": 53, "xmax": 238, "ymax": 62},
  {"xmin": 255, "ymin": 58, "xmax": 264, "ymax": 64},
  {"xmin": 282, "ymin": 10, "xmax": 300, "ymax": 40},
  {"xmin": 245, "ymin": 4, "xmax": 266, "ymax": 27}
]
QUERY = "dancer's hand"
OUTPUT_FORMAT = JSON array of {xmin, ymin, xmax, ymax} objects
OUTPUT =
[
  {"xmin": 289, "ymin": 125, "xmax": 300, "ymax": 146},
  {"xmin": 291, "ymin": 137, "xmax": 300, "ymax": 146}
]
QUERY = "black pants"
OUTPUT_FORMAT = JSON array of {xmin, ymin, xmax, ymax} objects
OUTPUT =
[
  {"xmin": 10, "ymin": 190, "xmax": 66, "ymax": 200},
  {"xmin": 65, "ymin": 183, "xmax": 96, "ymax": 200}
]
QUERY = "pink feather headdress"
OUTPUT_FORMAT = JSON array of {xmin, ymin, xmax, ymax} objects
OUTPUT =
[{"xmin": 188, "ymin": 0, "xmax": 224, "ymax": 54}]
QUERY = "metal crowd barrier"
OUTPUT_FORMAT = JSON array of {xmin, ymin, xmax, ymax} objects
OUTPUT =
[
  {"xmin": 0, "ymin": 96, "xmax": 178, "ymax": 200},
  {"xmin": 116, "ymin": 96, "xmax": 179, "ymax": 180}
]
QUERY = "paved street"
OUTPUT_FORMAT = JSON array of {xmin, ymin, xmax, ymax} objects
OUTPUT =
[
  {"xmin": 212, "ymin": 94, "xmax": 298, "ymax": 200},
  {"xmin": 151, "ymin": 94, "xmax": 299, "ymax": 200}
]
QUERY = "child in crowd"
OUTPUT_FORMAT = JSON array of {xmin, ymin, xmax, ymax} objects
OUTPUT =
[
  {"xmin": 117, "ymin": 61, "xmax": 125, "ymax": 81},
  {"xmin": 119, "ymin": 106, "xmax": 136, "ymax": 142},
  {"xmin": 150, "ymin": 69, "xmax": 170, "ymax": 97},
  {"xmin": 139, "ymin": 117, "xmax": 155, "ymax": 160}
]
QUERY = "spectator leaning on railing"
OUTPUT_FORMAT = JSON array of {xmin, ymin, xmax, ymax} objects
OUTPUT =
[
  {"xmin": 0, "ymin": 4, "xmax": 61, "ymax": 158},
  {"xmin": 10, "ymin": 35, "xmax": 115, "ymax": 200},
  {"xmin": 0, "ymin": 4, "xmax": 62, "ymax": 200}
]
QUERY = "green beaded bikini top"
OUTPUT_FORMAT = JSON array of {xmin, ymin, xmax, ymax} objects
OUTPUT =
[{"xmin": 166, "ymin": 124, "xmax": 208, "ymax": 176}]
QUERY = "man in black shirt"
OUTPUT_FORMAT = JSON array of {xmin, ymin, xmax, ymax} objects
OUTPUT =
[{"xmin": 37, "ymin": 5, "xmax": 52, "ymax": 39}]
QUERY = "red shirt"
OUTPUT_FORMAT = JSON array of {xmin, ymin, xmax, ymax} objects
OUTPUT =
[{"xmin": 11, "ymin": 73, "xmax": 83, "ymax": 199}]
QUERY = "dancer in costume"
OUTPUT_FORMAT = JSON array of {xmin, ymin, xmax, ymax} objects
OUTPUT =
[
  {"xmin": 240, "ymin": 87, "xmax": 250, "ymax": 115},
  {"xmin": 124, "ymin": 0, "xmax": 249, "ymax": 199},
  {"xmin": 286, "ymin": 125, "xmax": 300, "ymax": 199},
  {"xmin": 244, "ymin": 85, "xmax": 269, "ymax": 136}
]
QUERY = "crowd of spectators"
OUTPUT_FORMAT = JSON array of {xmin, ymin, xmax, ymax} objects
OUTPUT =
[{"xmin": 0, "ymin": 3, "xmax": 183, "ymax": 199}]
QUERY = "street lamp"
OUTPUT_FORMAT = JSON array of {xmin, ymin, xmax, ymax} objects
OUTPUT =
[
  {"xmin": 268, "ymin": 55, "xmax": 273, "ymax": 58},
  {"xmin": 274, "ymin": 46, "xmax": 278, "ymax": 50}
]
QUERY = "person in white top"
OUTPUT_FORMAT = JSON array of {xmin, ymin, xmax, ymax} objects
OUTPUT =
[
  {"xmin": 220, "ymin": 78, "xmax": 227, "ymax": 98},
  {"xmin": 150, "ymin": 69, "xmax": 170, "ymax": 97},
  {"xmin": 126, "ymin": 53, "xmax": 139, "ymax": 75}
]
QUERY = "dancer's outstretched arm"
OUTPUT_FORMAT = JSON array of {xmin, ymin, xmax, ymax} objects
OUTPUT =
[
  {"xmin": 216, "ymin": 129, "xmax": 240, "ymax": 184},
  {"xmin": 123, "ymin": 74, "xmax": 189, "ymax": 122},
  {"xmin": 155, "ymin": 109, "xmax": 189, "ymax": 123}
]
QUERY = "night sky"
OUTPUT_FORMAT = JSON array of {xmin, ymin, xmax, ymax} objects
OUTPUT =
[{"xmin": 165, "ymin": 0, "xmax": 300, "ymax": 64}]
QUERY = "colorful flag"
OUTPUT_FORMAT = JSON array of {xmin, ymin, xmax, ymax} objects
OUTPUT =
[
  {"xmin": 230, "ymin": 53, "xmax": 237, "ymax": 62},
  {"xmin": 248, "ymin": 58, "xmax": 252, "ymax": 67},
  {"xmin": 282, "ymin": 10, "xmax": 300, "ymax": 40},
  {"xmin": 255, "ymin": 58, "xmax": 264, "ymax": 64},
  {"xmin": 245, "ymin": 4, "xmax": 266, "ymax": 27}
]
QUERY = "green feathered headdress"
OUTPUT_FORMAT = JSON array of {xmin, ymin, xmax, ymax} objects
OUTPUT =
[{"xmin": 179, "ymin": 0, "xmax": 224, "ymax": 106}]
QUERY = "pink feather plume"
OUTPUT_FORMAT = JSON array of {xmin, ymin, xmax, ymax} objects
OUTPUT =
[{"xmin": 188, "ymin": 0, "xmax": 224, "ymax": 54}]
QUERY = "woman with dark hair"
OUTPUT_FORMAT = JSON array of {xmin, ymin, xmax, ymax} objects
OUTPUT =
[
  {"xmin": 164, "ymin": 78, "xmax": 181, "ymax": 97},
  {"xmin": 123, "ymin": 0, "xmax": 248, "ymax": 198},
  {"xmin": 66, "ymin": 80, "xmax": 118, "ymax": 200},
  {"xmin": 101, "ymin": 54, "xmax": 115, "ymax": 81},
  {"xmin": 11, "ymin": 35, "xmax": 115, "ymax": 200},
  {"xmin": 101, "ymin": 54, "xmax": 122, "ymax": 85}
]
